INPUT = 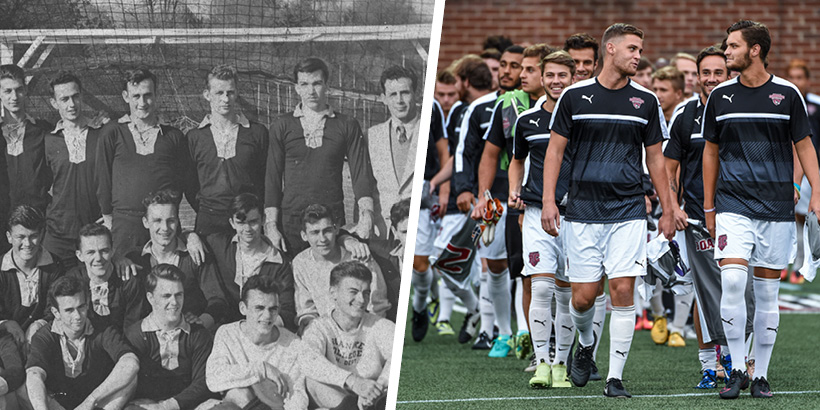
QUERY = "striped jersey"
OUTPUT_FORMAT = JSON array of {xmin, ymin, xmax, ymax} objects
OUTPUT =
[
  {"xmin": 453, "ymin": 91, "xmax": 508, "ymax": 201},
  {"xmin": 664, "ymin": 96, "xmax": 706, "ymax": 221},
  {"xmin": 443, "ymin": 101, "xmax": 466, "ymax": 215},
  {"xmin": 701, "ymin": 75, "xmax": 811, "ymax": 222},
  {"xmin": 549, "ymin": 78, "xmax": 668, "ymax": 223},
  {"xmin": 426, "ymin": 100, "xmax": 446, "ymax": 181}
]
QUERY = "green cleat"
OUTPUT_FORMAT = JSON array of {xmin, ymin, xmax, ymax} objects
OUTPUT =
[
  {"xmin": 436, "ymin": 320, "xmax": 455, "ymax": 336},
  {"xmin": 529, "ymin": 360, "xmax": 552, "ymax": 388},
  {"xmin": 515, "ymin": 331, "xmax": 532, "ymax": 360},
  {"xmin": 427, "ymin": 299, "xmax": 440, "ymax": 325},
  {"xmin": 551, "ymin": 363, "xmax": 572, "ymax": 388}
]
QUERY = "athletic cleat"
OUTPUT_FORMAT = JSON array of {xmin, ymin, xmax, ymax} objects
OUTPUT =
[
  {"xmin": 570, "ymin": 333, "xmax": 596, "ymax": 387},
  {"xmin": 458, "ymin": 313, "xmax": 480, "ymax": 343},
  {"xmin": 603, "ymin": 378, "xmax": 632, "ymax": 398},
  {"xmin": 651, "ymin": 316, "xmax": 669, "ymax": 344},
  {"xmin": 696, "ymin": 369, "xmax": 718, "ymax": 389},
  {"xmin": 436, "ymin": 320, "xmax": 454, "ymax": 336},
  {"xmin": 719, "ymin": 369, "xmax": 750, "ymax": 399},
  {"xmin": 524, "ymin": 354, "xmax": 538, "ymax": 372},
  {"xmin": 668, "ymin": 332, "xmax": 686, "ymax": 347},
  {"xmin": 427, "ymin": 299, "xmax": 440, "ymax": 324},
  {"xmin": 472, "ymin": 331, "xmax": 492, "ymax": 350},
  {"xmin": 488, "ymin": 335, "xmax": 513, "ymax": 358},
  {"xmin": 720, "ymin": 354, "xmax": 733, "ymax": 378},
  {"xmin": 746, "ymin": 359, "xmax": 755, "ymax": 380},
  {"xmin": 589, "ymin": 361, "xmax": 602, "ymax": 381},
  {"xmin": 529, "ymin": 361, "xmax": 552, "ymax": 388},
  {"xmin": 551, "ymin": 363, "xmax": 572, "ymax": 388},
  {"xmin": 750, "ymin": 376, "xmax": 773, "ymax": 398},
  {"xmin": 411, "ymin": 309, "xmax": 428, "ymax": 342},
  {"xmin": 515, "ymin": 331, "xmax": 532, "ymax": 359}
]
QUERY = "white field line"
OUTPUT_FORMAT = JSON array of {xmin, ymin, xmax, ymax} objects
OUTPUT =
[{"xmin": 397, "ymin": 390, "xmax": 820, "ymax": 404}]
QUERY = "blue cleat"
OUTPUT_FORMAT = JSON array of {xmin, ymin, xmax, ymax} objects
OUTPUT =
[
  {"xmin": 488, "ymin": 334, "xmax": 513, "ymax": 358},
  {"xmin": 696, "ymin": 369, "xmax": 718, "ymax": 389}
]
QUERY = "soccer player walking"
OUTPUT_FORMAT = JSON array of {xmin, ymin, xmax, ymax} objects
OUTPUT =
[{"xmin": 702, "ymin": 20, "xmax": 820, "ymax": 399}]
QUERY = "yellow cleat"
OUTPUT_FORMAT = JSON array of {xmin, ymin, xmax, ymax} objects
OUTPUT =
[
  {"xmin": 529, "ymin": 361, "xmax": 552, "ymax": 389},
  {"xmin": 551, "ymin": 364, "xmax": 572, "ymax": 388},
  {"xmin": 667, "ymin": 331, "xmax": 686, "ymax": 347},
  {"xmin": 651, "ymin": 316, "xmax": 669, "ymax": 344}
]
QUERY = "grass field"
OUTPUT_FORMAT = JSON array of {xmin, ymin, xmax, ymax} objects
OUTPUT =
[{"xmin": 396, "ymin": 279, "xmax": 820, "ymax": 409}]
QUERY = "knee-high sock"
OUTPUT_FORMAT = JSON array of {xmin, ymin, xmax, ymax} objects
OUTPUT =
[
  {"xmin": 411, "ymin": 268, "xmax": 433, "ymax": 313},
  {"xmin": 430, "ymin": 270, "xmax": 440, "ymax": 301},
  {"xmin": 699, "ymin": 347, "xmax": 717, "ymax": 372},
  {"xmin": 570, "ymin": 302, "xmax": 595, "ymax": 347},
  {"xmin": 753, "ymin": 277, "xmax": 780, "ymax": 380},
  {"xmin": 438, "ymin": 277, "xmax": 457, "ymax": 322},
  {"xmin": 529, "ymin": 276, "xmax": 555, "ymax": 363},
  {"xmin": 514, "ymin": 277, "xmax": 528, "ymax": 334},
  {"xmin": 554, "ymin": 286, "xmax": 574, "ymax": 365},
  {"xmin": 669, "ymin": 291, "xmax": 695, "ymax": 333},
  {"xmin": 650, "ymin": 285, "xmax": 665, "ymax": 317},
  {"xmin": 443, "ymin": 277, "xmax": 478, "ymax": 315},
  {"xmin": 607, "ymin": 305, "xmax": 637, "ymax": 380},
  {"xmin": 489, "ymin": 268, "xmax": 512, "ymax": 336},
  {"xmin": 634, "ymin": 281, "xmax": 643, "ymax": 316},
  {"xmin": 720, "ymin": 264, "xmax": 748, "ymax": 373},
  {"xmin": 478, "ymin": 269, "xmax": 495, "ymax": 335},
  {"xmin": 592, "ymin": 293, "xmax": 606, "ymax": 361}
]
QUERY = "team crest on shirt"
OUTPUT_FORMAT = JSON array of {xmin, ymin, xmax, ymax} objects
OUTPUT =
[
  {"xmin": 503, "ymin": 117, "xmax": 511, "ymax": 130},
  {"xmin": 769, "ymin": 93, "xmax": 785, "ymax": 106},
  {"xmin": 629, "ymin": 97, "xmax": 645, "ymax": 109},
  {"xmin": 718, "ymin": 234, "xmax": 727, "ymax": 251},
  {"xmin": 529, "ymin": 252, "xmax": 540, "ymax": 266}
]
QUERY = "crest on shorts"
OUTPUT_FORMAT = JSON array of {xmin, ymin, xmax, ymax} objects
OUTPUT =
[
  {"xmin": 629, "ymin": 97, "xmax": 645, "ymax": 109},
  {"xmin": 529, "ymin": 251, "xmax": 540, "ymax": 266},
  {"xmin": 718, "ymin": 234, "xmax": 727, "ymax": 251},
  {"xmin": 769, "ymin": 93, "xmax": 785, "ymax": 106}
]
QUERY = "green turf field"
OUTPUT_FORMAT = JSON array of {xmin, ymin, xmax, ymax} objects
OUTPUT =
[{"xmin": 396, "ymin": 280, "xmax": 820, "ymax": 409}]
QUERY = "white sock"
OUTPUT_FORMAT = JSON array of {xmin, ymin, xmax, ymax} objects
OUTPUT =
[
  {"xmin": 554, "ymin": 286, "xmax": 574, "ymax": 365},
  {"xmin": 438, "ymin": 278, "xmax": 456, "ymax": 322},
  {"xmin": 699, "ymin": 347, "xmax": 717, "ymax": 372},
  {"xmin": 720, "ymin": 344, "xmax": 730, "ymax": 358},
  {"xmin": 411, "ymin": 268, "xmax": 433, "ymax": 313},
  {"xmin": 607, "ymin": 305, "xmax": 636, "ymax": 380},
  {"xmin": 753, "ymin": 277, "xmax": 780, "ymax": 380},
  {"xmin": 592, "ymin": 293, "xmax": 606, "ymax": 360},
  {"xmin": 720, "ymin": 264, "xmax": 748, "ymax": 373},
  {"xmin": 447, "ymin": 282, "xmax": 478, "ymax": 315},
  {"xmin": 669, "ymin": 291, "xmax": 695, "ymax": 333},
  {"xmin": 430, "ymin": 271, "xmax": 440, "ymax": 301},
  {"xmin": 634, "ymin": 283, "xmax": 643, "ymax": 316},
  {"xmin": 478, "ymin": 269, "xmax": 494, "ymax": 335},
  {"xmin": 529, "ymin": 276, "xmax": 554, "ymax": 363},
  {"xmin": 747, "ymin": 333, "xmax": 755, "ymax": 362},
  {"xmin": 489, "ymin": 268, "xmax": 512, "ymax": 336},
  {"xmin": 650, "ymin": 285, "xmax": 665, "ymax": 317},
  {"xmin": 570, "ymin": 303, "xmax": 595, "ymax": 347},
  {"xmin": 514, "ymin": 277, "xmax": 528, "ymax": 335}
]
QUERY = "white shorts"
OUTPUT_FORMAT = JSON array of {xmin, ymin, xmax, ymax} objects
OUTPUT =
[
  {"xmin": 796, "ymin": 176, "xmax": 811, "ymax": 216},
  {"xmin": 432, "ymin": 212, "xmax": 470, "ymax": 259},
  {"xmin": 674, "ymin": 229, "xmax": 689, "ymax": 268},
  {"xmin": 564, "ymin": 219, "xmax": 647, "ymax": 283},
  {"xmin": 415, "ymin": 208, "xmax": 437, "ymax": 256},
  {"xmin": 477, "ymin": 205, "xmax": 507, "ymax": 260},
  {"xmin": 714, "ymin": 212, "xmax": 796, "ymax": 270},
  {"xmin": 522, "ymin": 207, "xmax": 568, "ymax": 281}
]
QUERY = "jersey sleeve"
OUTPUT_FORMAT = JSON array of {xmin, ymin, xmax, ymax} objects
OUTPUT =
[
  {"xmin": 664, "ymin": 104, "xmax": 686, "ymax": 161},
  {"xmin": 549, "ymin": 90, "xmax": 573, "ymax": 138},
  {"xmin": 512, "ymin": 115, "xmax": 529, "ymax": 160},
  {"xmin": 791, "ymin": 90, "xmax": 812, "ymax": 143},
  {"xmin": 485, "ymin": 100, "xmax": 505, "ymax": 147},
  {"xmin": 452, "ymin": 107, "xmax": 482, "ymax": 195},
  {"xmin": 432, "ymin": 101, "xmax": 446, "ymax": 142},
  {"xmin": 701, "ymin": 92, "xmax": 719, "ymax": 143},
  {"xmin": 644, "ymin": 94, "xmax": 668, "ymax": 146}
]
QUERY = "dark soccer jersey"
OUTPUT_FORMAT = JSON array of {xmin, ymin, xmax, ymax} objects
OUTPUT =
[
  {"xmin": 444, "ymin": 102, "xmax": 467, "ymax": 215},
  {"xmin": 453, "ymin": 91, "xmax": 507, "ymax": 202},
  {"xmin": 701, "ymin": 75, "xmax": 811, "ymax": 222},
  {"xmin": 4, "ymin": 119, "xmax": 53, "ymax": 212},
  {"xmin": 426, "ymin": 100, "xmax": 446, "ymax": 181},
  {"xmin": 549, "ymin": 78, "xmax": 667, "ymax": 223},
  {"xmin": 513, "ymin": 97, "xmax": 571, "ymax": 210},
  {"xmin": 805, "ymin": 93, "xmax": 820, "ymax": 153},
  {"xmin": 664, "ymin": 97, "xmax": 707, "ymax": 221}
]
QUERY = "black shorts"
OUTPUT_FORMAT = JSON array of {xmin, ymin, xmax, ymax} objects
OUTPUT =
[{"xmin": 506, "ymin": 210, "xmax": 524, "ymax": 280}]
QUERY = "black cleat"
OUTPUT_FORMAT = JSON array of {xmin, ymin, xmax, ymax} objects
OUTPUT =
[
  {"xmin": 472, "ymin": 331, "xmax": 493, "ymax": 350},
  {"xmin": 571, "ymin": 333, "xmax": 596, "ymax": 387},
  {"xmin": 411, "ymin": 309, "xmax": 428, "ymax": 342},
  {"xmin": 589, "ymin": 360, "xmax": 602, "ymax": 381},
  {"xmin": 719, "ymin": 369, "xmax": 750, "ymax": 399},
  {"xmin": 458, "ymin": 312, "xmax": 481, "ymax": 344},
  {"xmin": 604, "ymin": 378, "xmax": 632, "ymax": 398},
  {"xmin": 750, "ymin": 377, "xmax": 774, "ymax": 398}
]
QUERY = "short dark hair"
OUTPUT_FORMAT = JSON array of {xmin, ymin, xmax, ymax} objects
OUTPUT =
[
  {"xmin": 503, "ymin": 45, "xmax": 525, "ymax": 55},
  {"xmin": 49, "ymin": 71, "xmax": 82, "ymax": 97},
  {"xmin": 76, "ymin": 223, "xmax": 112, "ymax": 251},
  {"xmin": 379, "ymin": 65, "xmax": 417, "ymax": 94},
  {"xmin": 727, "ymin": 20, "xmax": 771, "ymax": 65},
  {"xmin": 637, "ymin": 57, "xmax": 655, "ymax": 72},
  {"xmin": 241, "ymin": 273, "xmax": 281, "ymax": 302},
  {"xmin": 0, "ymin": 64, "xmax": 25, "ymax": 83},
  {"xmin": 436, "ymin": 70, "xmax": 456, "ymax": 85},
  {"xmin": 301, "ymin": 204, "xmax": 334, "ymax": 230},
  {"xmin": 453, "ymin": 55, "xmax": 492, "ymax": 91},
  {"xmin": 390, "ymin": 198, "xmax": 411, "ymax": 228},
  {"xmin": 142, "ymin": 189, "xmax": 181, "ymax": 214},
  {"xmin": 230, "ymin": 193, "xmax": 264, "ymax": 223},
  {"xmin": 330, "ymin": 261, "xmax": 372, "ymax": 288},
  {"xmin": 145, "ymin": 264, "xmax": 185, "ymax": 293},
  {"xmin": 8, "ymin": 205, "xmax": 45, "ymax": 232},
  {"xmin": 207, "ymin": 64, "xmax": 238, "ymax": 88},
  {"xmin": 293, "ymin": 57, "xmax": 329, "ymax": 83},
  {"xmin": 483, "ymin": 35, "xmax": 513, "ymax": 54},
  {"xmin": 540, "ymin": 50, "xmax": 577, "ymax": 77},
  {"xmin": 601, "ymin": 24, "xmax": 644, "ymax": 54},
  {"xmin": 697, "ymin": 45, "xmax": 727, "ymax": 71},
  {"xmin": 123, "ymin": 67, "xmax": 159, "ymax": 91},
  {"xmin": 652, "ymin": 66, "xmax": 685, "ymax": 92},
  {"xmin": 479, "ymin": 48, "xmax": 502, "ymax": 61},
  {"xmin": 564, "ymin": 33, "xmax": 600, "ymax": 63},
  {"xmin": 48, "ymin": 276, "xmax": 87, "ymax": 311},
  {"xmin": 522, "ymin": 44, "xmax": 556, "ymax": 63}
]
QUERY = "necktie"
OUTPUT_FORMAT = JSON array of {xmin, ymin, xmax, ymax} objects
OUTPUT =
[{"xmin": 397, "ymin": 124, "xmax": 407, "ymax": 143}]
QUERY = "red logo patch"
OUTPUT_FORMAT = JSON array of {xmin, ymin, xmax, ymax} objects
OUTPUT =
[
  {"xmin": 629, "ymin": 97, "xmax": 645, "ymax": 109},
  {"xmin": 503, "ymin": 117, "xmax": 511, "ymax": 130},
  {"xmin": 529, "ymin": 251, "xmax": 540, "ymax": 266},
  {"xmin": 718, "ymin": 234, "xmax": 727, "ymax": 251},
  {"xmin": 769, "ymin": 93, "xmax": 785, "ymax": 106},
  {"xmin": 695, "ymin": 238, "xmax": 714, "ymax": 252}
]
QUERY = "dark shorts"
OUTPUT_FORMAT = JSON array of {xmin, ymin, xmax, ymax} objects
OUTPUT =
[
  {"xmin": 195, "ymin": 208, "xmax": 234, "ymax": 238},
  {"xmin": 506, "ymin": 210, "xmax": 524, "ymax": 280}
]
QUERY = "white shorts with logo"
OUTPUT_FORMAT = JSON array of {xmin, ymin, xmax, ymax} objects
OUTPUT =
[
  {"xmin": 564, "ymin": 219, "xmax": 647, "ymax": 283},
  {"xmin": 415, "ymin": 208, "xmax": 437, "ymax": 256},
  {"xmin": 522, "ymin": 207, "xmax": 568, "ymax": 281},
  {"xmin": 477, "ymin": 205, "xmax": 508, "ymax": 260},
  {"xmin": 432, "ymin": 212, "xmax": 470, "ymax": 259},
  {"xmin": 714, "ymin": 212, "xmax": 796, "ymax": 270}
]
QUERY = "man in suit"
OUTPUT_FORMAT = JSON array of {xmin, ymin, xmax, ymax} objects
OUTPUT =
[{"xmin": 367, "ymin": 66, "xmax": 419, "ymax": 241}]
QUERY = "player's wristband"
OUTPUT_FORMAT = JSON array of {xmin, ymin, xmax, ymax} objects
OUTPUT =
[
  {"xmin": 703, "ymin": 208, "xmax": 716, "ymax": 213},
  {"xmin": 795, "ymin": 182, "xmax": 802, "ymax": 192}
]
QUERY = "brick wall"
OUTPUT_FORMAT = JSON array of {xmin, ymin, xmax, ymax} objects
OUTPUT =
[{"xmin": 437, "ymin": 0, "xmax": 820, "ymax": 78}]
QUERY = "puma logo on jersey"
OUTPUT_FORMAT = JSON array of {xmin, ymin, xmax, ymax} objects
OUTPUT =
[
  {"xmin": 615, "ymin": 350, "xmax": 627, "ymax": 357},
  {"xmin": 694, "ymin": 115, "xmax": 701, "ymax": 125},
  {"xmin": 582, "ymin": 94, "xmax": 594, "ymax": 104},
  {"xmin": 723, "ymin": 94, "xmax": 734, "ymax": 103},
  {"xmin": 635, "ymin": 260, "xmax": 645, "ymax": 268},
  {"xmin": 721, "ymin": 317, "xmax": 734, "ymax": 326},
  {"xmin": 529, "ymin": 118, "xmax": 541, "ymax": 127},
  {"xmin": 485, "ymin": 107, "xmax": 494, "ymax": 113},
  {"xmin": 767, "ymin": 326, "xmax": 778, "ymax": 334},
  {"xmin": 534, "ymin": 319, "xmax": 549, "ymax": 327}
]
